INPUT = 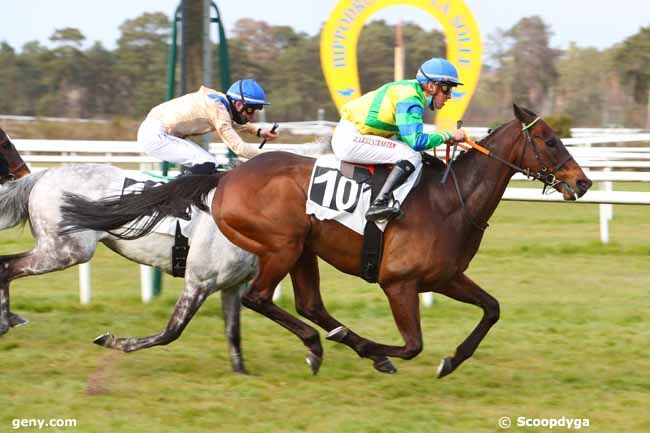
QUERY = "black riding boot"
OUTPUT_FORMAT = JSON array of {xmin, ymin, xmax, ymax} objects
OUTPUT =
[{"xmin": 365, "ymin": 160, "xmax": 415, "ymax": 222}]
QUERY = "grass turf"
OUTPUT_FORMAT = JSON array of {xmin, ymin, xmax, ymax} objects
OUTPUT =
[{"xmin": 0, "ymin": 195, "xmax": 648, "ymax": 433}]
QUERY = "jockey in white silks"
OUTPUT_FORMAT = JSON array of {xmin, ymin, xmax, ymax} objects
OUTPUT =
[{"xmin": 138, "ymin": 79, "xmax": 279, "ymax": 174}]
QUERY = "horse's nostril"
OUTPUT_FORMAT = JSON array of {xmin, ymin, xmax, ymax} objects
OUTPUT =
[
  {"xmin": 577, "ymin": 178, "xmax": 592, "ymax": 193},
  {"xmin": 576, "ymin": 178, "xmax": 591, "ymax": 197}
]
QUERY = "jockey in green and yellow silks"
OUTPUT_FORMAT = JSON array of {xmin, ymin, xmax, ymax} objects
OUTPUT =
[{"xmin": 331, "ymin": 58, "xmax": 466, "ymax": 222}]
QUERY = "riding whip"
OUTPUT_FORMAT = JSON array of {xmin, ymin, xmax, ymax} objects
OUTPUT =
[{"xmin": 259, "ymin": 123, "xmax": 279, "ymax": 149}]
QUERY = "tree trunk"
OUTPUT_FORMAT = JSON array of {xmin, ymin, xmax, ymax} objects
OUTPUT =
[{"xmin": 181, "ymin": 0, "xmax": 204, "ymax": 92}]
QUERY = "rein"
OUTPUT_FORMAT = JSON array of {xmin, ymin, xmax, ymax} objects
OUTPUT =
[
  {"xmin": 464, "ymin": 117, "xmax": 574, "ymax": 192},
  {"xmin": 438, "ymin": 117, "xmax": 575, "ymax": 232}
]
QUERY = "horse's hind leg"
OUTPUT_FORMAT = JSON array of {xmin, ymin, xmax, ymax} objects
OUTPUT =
[
  {"xmin": 241, "ymin": 248, "xmax": 324, "ymax": 375},
  {"xmin": 221, "ymin": 284, "xmax": 247, "ymax": 374},
  {"xmin": 94, "ymin": 282, "xmax": 210, "ymax": 352},
  {"xmin": 433, "ymin": 273, "xmax": 500, "ymax": 379},
  {"xmin": 289, "ymin": 249, "xmax": 397, "ymax": 374}
]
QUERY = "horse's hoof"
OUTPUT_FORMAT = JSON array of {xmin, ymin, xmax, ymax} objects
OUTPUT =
[
  {"xmin": 373, "ymin": 357, "xmax": 397, "ymax": 374},
  {"xmin": 93, "ymin": 332, "xmax": 114, "ymax": 347},
  {"xmin": 231, "ymin": 359, "xmax": 249, "ymax": 375},
  {"xmin": 8, "ymin": 313, "xmax": 28, "ymax": 327},
  {"xmin": 326, "ymin": 325, "xmax": 349, "ymax": 343},
  {"xmin": 305, "ymin": 351, "xmax": 322, "ymax": 375},
  {"xmin": 233, "ymin": 367, "xmax": 250, "ymax": 375},
  {"xmin": 436, "ymin": 357, "xmax": 454, "ymax": 379}
]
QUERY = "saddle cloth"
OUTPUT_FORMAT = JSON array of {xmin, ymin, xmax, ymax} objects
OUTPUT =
[
  {"xmin": 306, "ymin": 155, "xmax": 421, "ymax": 235},
  {"xmin": 118, "ymin": 172, "xmax": 216, "ymax": 240}
]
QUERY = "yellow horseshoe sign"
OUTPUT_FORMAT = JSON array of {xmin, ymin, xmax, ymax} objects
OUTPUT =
[{"xmin": 320, "ymin": 0, "xmax": 482, "ymax": 130}]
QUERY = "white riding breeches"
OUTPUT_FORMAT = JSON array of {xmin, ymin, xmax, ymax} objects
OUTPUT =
[
  {"xmin": 137, "ymin": 117, "xmax": 222, "ymax": 167},
  {"xmin": 331, "ymin": 119, "xmax": 422, "ymax": 168}
]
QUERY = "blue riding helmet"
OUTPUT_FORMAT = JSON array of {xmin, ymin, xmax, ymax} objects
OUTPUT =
[
  {"xmin": 226, "ymin": 79, "xmax": 271, "ymax": 106},
  {"xmin": 416, "ymin": 58, "xmax": 463, "ymax": 86}
]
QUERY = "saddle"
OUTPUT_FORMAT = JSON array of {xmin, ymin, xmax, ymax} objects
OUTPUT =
[
  {"xmin": 307, "ymin": 156, "xmax": 429, "ymax": 283},
  {"xmin": 339, "ymin": 157, "xmax": 442, "ymax": 282},
  {"xmin": 339, "ymin": 161, "xmax": 392, "ymax": 183}
]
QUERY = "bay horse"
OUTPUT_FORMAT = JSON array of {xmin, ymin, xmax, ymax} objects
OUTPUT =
[
  {"xmin": 59, "ymin": 105, "xmax": 592, "ymax": 378},
  {"xmin": 0, "ymin": 127, "xmax": 262, "ymax": 373}
]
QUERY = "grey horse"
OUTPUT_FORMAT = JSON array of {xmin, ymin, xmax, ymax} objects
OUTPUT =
[{"xmin": 0, "ymin": 163, "xmax": 257, "ymax": 373}]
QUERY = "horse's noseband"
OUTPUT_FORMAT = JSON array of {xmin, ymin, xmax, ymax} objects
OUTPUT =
[{"xmin": 520, "ymin": 120, "xmax": 574, "ymax": 194}]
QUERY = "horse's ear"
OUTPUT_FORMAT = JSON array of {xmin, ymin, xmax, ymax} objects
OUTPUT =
[
  {"xmin": 513, "ymin": 104, "xmax": 535, "ymax": 123},
  {"xmin": 523, "ymin": 106, "xmax": 538, "ymax": 118}
]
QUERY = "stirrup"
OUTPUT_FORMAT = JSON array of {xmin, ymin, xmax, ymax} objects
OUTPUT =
[{"xmin": 365, "ymin": 204, "xmax": 401, "ymax": 222}]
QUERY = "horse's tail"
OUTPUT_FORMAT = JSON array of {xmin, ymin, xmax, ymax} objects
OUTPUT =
[
  {"xmin": 0, "ymin": 171, "xmax": 46, "ymax": 230},
  {"xmin": 59, "ymin": 174, "xmax": 222, "ymax": 240}
]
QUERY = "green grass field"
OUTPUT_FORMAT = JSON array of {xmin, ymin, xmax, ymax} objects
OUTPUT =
[{"xmin": 0, "ymin": 192, "xmax": 649, "ymax": 433}]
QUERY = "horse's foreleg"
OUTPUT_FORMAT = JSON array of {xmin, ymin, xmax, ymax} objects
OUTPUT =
[
  {"xmin": 0, "ymin": 287, "xmax": 25, "ymax": 336},
  {"xmin": 433, "ymin": 273, "xmax": 500, "ymax": 379},
  {"xmin": 290, "ymin": 250, "xmax": 397, "ymax": 374},
  {"xmin": 96, "ymin": 283, "xmax": 209, "ymax": 352},
  {"xmin": 220, "ymin": 285, "xmax": 246, "ymax": 374},
  {"xmin": 340, "ymin": 282, "xmax": 424, "ymax": 361},
  {"xmin": 0, "ymin": 249, "xmax": 84, "ymax": 336},
  {"xmin": 0, "ymin": 254, "xmax": 28, "ymax": 335},
  {"xmin": 0, "ymin": 284, "xmax": 10, "ymax": 336},
  {"xmin": 371, "ymin": 282, "xmax": 424, "ymax": 359},
  {"xmin": 241, "ymin": 249, "xmax": 324, "ymax": 375}
]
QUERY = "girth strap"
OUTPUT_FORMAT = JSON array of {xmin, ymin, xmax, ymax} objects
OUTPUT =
[
  {"xmin": 171, "ymin": 221, "xmax": 190, "ymax": 278},
  {"xmin": 360, "ymin": 165, "xmax": 390, "ymax": 283}
]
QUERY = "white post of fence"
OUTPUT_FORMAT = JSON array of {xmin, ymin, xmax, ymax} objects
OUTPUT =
[
  {"xmin": 599, "ymin": 203, "xmax": 610, "ymax": 244},
  {"xmin": 272, "ymin": 282, "xmax": 282, "ymax": 301},
  {"xmin": 422, "ymin": 292, "xmax": 434, "ymax": 307},
  {"xmin": 79, "ymin": 263, "xmax": 91, "ymax": 305},
  {"xmin": 140, "ymin": 265, "xmax": 154, "ymax": 303},
  {"xmin": 599, "ymin": 168, "xmax": 613, "ymax": 244}
]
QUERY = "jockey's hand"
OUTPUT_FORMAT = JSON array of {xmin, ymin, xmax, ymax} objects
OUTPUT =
[
  {"xmin": 260, "ymin": 128, "xmax": 279, "ymax": 141},
  {"xmin": 451, "ymin": 129, "xmax": 466, "ymax": 142}
]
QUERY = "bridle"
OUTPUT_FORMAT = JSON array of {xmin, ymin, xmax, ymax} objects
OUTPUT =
[
  {"xmin": 0, "ymin": 162, "xmax": 29, "ymax": 183},
  {"xmin": 440, "ymin": 116, "xmax": 576, "ymax": 232},
  {"xmin": 515, "ymin": 117, "xmax": 575, "ymax": 194},
  {"xmin": 478, "ymin": 117, "xmax": 575, "ymax": 193},
  {"xmin": 0, "ymin": 138, "xmax": 30, "ymax": 183}
]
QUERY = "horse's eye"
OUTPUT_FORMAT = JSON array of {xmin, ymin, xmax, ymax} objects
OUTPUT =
[{"xmin": 545, "ymin": 137, "xmax": 557, "ymax": 148}]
